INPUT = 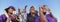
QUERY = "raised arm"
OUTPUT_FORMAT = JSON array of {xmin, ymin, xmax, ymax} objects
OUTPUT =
[
  {"xmin": 39, "ymin": 6, "xmax": 47, "ymax": 22},
  {"xmin": 18, "ymin": 7, "xmax": 21, "ymax": 16}
]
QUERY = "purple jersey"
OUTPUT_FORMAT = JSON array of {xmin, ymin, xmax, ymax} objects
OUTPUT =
[
  {"xmin": 0, "ymin": 14, "xmax": 16, "ymax": 22},
  {"xmin": 35, "ymin": 14, "xmax": 57, "ymax": 22}
]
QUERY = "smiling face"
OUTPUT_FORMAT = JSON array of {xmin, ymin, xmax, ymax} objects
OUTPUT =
[
  {"xmin": 30, "ymin": 6, "xmax": 36, "ymax": 16},
  {"xmin": 30, "ymin": 6, "xmax": 35, "ymax": 13},
  {"xmin": 8, "ymin": 8, "xmax": 14, "ymax": 14}
]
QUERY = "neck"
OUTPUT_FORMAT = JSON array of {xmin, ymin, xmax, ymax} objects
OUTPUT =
[{"xmin": 8, "ymin": 13, "xmax": 12, "ymax": 15}]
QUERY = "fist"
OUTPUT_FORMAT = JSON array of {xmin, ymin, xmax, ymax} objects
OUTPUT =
[{"xmin": 39, "ymin": 6, "xmax": 43, "ymax": 12}]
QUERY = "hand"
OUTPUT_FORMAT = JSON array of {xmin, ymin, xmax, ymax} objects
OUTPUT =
[
  {"xmin": 39, "ymin": 6, "xmax": 47, "ymax": 22},
  {"xmin": 22, "ymin": 5, "xmax": 27, "ymax": 13},
  {"xmin": 12, "ymin": 14, "xmax": 17, "ymax": 20},
  {"xmin": 39, "ymin": 6, "xmax": 43, "ymax": 12},
  {"xmin": 47, "ymin": 7, "xmax": 51, "ymax": 13},
  {"xmin": 6, "ymin": 18, "xmax": 11, "ymax": 22}
]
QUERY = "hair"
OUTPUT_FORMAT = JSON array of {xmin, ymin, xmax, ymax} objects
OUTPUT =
[
  {"xmin": 29, "ymin": 6, "xmax": 35, "ymax": 12},
  {"xmin": 30, "ymin": 6, "xmax": 35, "ymax": 9},
  {"xmin": 43, "ymin": 5, "xmax": 47, "ymax": 7},
  {"xmin": 5, "ymin": 6, "xmax": 15, "ymax": 13}
]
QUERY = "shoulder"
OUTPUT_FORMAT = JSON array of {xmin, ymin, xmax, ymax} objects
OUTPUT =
[
  {"xmin": 35, "ymin": 16, "xmax": 40, "ymax": 20},
  {"xmin": 0, "ymin": 14, "xmax": 6, "ymax": 20},
  {"xmin": 0, "ymin": 14, "xmax": 5, "ymax": 17},
  {"xmin": 46, "ymin": 14, "xmax": 50, "ymax": 16},
  {"xmin": 0, "ymin": 14, "xmax": 6, "ymax": 19},
  {"xmin": 35, "ymin": 16, "xmax": 40, "ymax": 22}
]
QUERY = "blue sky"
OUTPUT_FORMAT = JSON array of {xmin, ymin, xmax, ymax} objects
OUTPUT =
[{"xmin": 0, "ymin": 0, "xmax": 60, "ymax": 22}]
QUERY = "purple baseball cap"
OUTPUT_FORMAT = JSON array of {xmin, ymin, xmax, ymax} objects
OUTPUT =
[
  {"xmin": 5, "ymin": 6, "xmax": 16, "ymax": 13},
  {"xmin": 5, "ymin": 6, "xmax": 15, "ymax": 11}
]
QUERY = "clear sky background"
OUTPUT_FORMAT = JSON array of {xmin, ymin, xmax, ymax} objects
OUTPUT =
[{"xmin": 0, "ymin": 0, "xmax": 60, "ymax": 22}]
